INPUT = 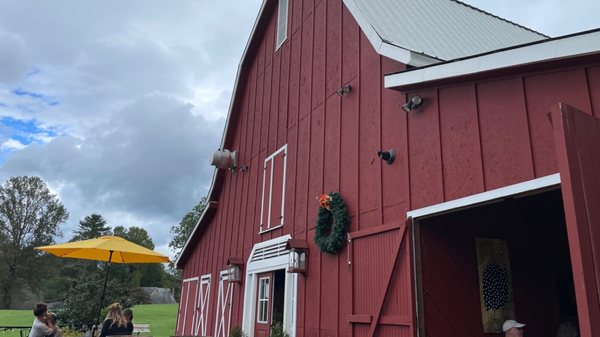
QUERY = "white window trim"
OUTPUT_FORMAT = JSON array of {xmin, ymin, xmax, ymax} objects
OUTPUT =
[
  {"xmin": 275, "ymin": 0, "xmax": 289, "ymax": 51},
  {"xmin": 259, "ymin": 144, "xmax": 287, "ymax": 233},
  {"xmin": 256, "ymin": 276, "xmax": 270, "ymax": 323},
  {"xmin": 242, "ymin": 235, "xmax": 297, "ymax": 337}
]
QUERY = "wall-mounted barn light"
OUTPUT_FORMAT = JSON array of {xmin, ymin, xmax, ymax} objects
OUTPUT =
[
  {"xmin": 377, "ymin": 149, "xmax": 395, "ymax": 165},
  {"xmin": 286, "ymin": 239, "xmax": 308, "ymax": 274},
  {"xmin": 336, "ymin": 84, "xmax": 352, "ymax": 97},
  {"xmin": 402, "ymin": 95, "xmax": 423, "ymax": 112},
  {"xmin": 211, "ymin": 149, "xmax": 238, "ymax": 171},
  {"xmin": 227, "ymin": 257, "xmax": 243, "ymax": 283}
]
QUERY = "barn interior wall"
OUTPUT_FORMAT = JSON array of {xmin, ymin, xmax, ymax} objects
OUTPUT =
[
  {"xmin": 181, "ymin": 0, "xmax": 600, "ymax": 336},
  {"xmin": 419, "ymin": 189, "xmax": 573, "ymax": 337}
]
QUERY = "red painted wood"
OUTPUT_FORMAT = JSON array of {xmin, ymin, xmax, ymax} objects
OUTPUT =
[
  {"xmin": 477, "ymin": 78, "xmax": 534, "ymax": 189},
  {"xmin": 288, "ymin": 30, "xmax": 302, "ymax": 129},
  {"xmin": 305, "ymin": 228, "xmax": 321, "ymax": 331},
  {"xmin": 552, "ymin": 103, "xmax": 600, "ymax": 337},
  {"xmin": 285, "ymin": 125, "xmax": 298, "ymax": 235},
  {"xmin": 588, "ymin": 66, "xmax": 600, "ymax": 118},
  {"xmin": 381, "ymin": 57, "xmax": 408, "ymax": 217},
  {"xmin": 358, "ymin": 57, "xmax": 381, "ymax": 227},
  {"xmin": 311, "ymin": 1, "xmax": 326, "ymax": 110},
  {"xmin": 341, "ymin": 6, "xmax": 359, "ymax": 84},
  {"xmin": 308, "ymin": 104, "xmax": 324, "ymax": 227},
  {"xmin": 408, "ymin": 89, "xmax": 443, "ymax": 209},
  {"xmin": 325, "ymin": 0, "xmax": 342, "ymax": 97},
  {"xmin": 261, "ymin": 159, "xmax": 273, "ymax": 230},
  {"xmin": 438, "ymin": 85, "xmax": 484, "ymax": 201},
  {"xmin": 270, "ymin": 51, "xmax": 281, "ymax": 152},
  {"xmin": 323, "ymin": 95, "xmax": 341, "ymax": 193},
  {"xmin": 262, "ymin": 63, "xmax": 273, "ymax": 153},
  {"xmin": 299, "ymin": 12, "xmax": 314, "ymax": 120},
  {"xmin": 295, "ymin": 115, "xmax": 311, "ymax": 232},
  {"xmin": 278, "ymin": 40, "xmax": 291, "ymax": 144},
  {"xmin": 524, "ymin": 69, "xmax": 591, "ymax": 177},
  {"xmin": 270, "ymin": 150, "xmax": 285, "ymax": 228},
  {"xmin": 291, "ymin": 0, "xmax": 303, "ymax": 35}
]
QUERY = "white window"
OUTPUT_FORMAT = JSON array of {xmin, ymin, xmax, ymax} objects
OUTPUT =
[
  {"xmin": 257, "ymin": 277, "xmax": 270, "ymax": 323},
  {"xmin": 260, "ymin": 145, "xmax": 287, "ymax": 233},
  {"xmin": 275, "ymin": 0, "xmax": 289, "ymax": 50}
]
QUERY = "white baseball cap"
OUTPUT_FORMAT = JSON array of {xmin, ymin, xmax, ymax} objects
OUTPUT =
[{"xmin": 503, "ymin": 320, "xmax": 525, "ymax": 332}]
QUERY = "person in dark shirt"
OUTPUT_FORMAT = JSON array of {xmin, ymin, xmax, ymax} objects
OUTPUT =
[
  {"xmin": 122, "ymin": 309, "xmax": 134, "ymax": 334},
  {"xmin": 99, "ymin": 303, "xmax": 134, "ymax": 337}
]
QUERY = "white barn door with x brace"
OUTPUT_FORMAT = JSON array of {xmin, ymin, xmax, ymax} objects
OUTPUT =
[
  {"xmin": 214, "ymin": 270, "xmax": 234, "ymax": 337},
  {"xmin": 194, "ymin": 274, "xmax": 211, "ymax": 336}
]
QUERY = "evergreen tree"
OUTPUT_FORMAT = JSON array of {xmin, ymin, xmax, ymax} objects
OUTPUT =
[{"xmin": 71, "ymin": 214, "xmax": 111, "ymax": 241}]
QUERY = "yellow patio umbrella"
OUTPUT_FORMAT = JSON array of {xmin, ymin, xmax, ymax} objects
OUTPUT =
[{"xmin": 36, "ymin": 236, "xmax": 170, "ymax": 331}]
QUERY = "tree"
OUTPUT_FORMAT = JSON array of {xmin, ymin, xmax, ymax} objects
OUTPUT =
[
  {"xmin": 169, "ymin": 196, "xmax": 207, "ymax": 260},
  {"xmin": 71, "ymin": 214, "xmax": 111, "ymax": 241},
  {"xmin": 112, "ymin": 226, "xmax": 165, "ymax": 301},
  {"xmin": 0, "ymin": 176, "xmax": 69, "ymax": 308}
]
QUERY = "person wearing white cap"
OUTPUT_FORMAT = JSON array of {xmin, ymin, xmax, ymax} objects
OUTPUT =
[{"xmin": 503, "ymin": 319, "xmax": 525, "ymax": 337}]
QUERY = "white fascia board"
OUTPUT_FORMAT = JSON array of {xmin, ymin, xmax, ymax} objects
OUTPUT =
[
  {"xmin": 385, "ymin": 30, "xmax": 600, "ymax": 89},
  {"xmin": 407, "ymin": 173, "xmax": 560, "ymax": 219}
]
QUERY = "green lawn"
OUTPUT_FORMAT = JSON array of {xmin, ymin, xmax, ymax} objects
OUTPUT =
[{"xmin": 0, "ymin": 303, "xmax": 178, "ymax": 337}]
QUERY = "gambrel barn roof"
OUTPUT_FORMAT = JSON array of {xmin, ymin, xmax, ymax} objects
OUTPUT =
[{"xmin": 176, "ymin": 0, "xmax": 550, "ymax": 267}]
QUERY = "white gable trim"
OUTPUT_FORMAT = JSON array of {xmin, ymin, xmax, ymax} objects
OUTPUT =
[
  {"xmin": 343, "ymin": 0, "xmax": 440, "ymax": 67},
  {"xmin": 407, "ymin": 173, "xmax": 560, "ymax": 220},
  {"xmin": 385, "ymin": 30, "xmax": 600, "ymax": 89}
]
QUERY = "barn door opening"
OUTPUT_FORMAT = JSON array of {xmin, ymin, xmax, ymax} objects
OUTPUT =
[
  {"xmin": 413, "ymin": 188, "xmax": 577, "ymax": 337},
  {"xmin": 254, "ymin": 270, "xmax": 286, "ymax": 337},
  {"xmin": 242, "ymin": 235, "xmax": 297, "ymax": 337},
  {"xmin": 551, "ymin": 103, "xmax": 600, "ymax": 337}
]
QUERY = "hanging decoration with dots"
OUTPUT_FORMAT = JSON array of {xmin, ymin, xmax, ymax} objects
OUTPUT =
[{"xmin": 475, "ymin": 237, "xmax": 516, "ymax": 333}]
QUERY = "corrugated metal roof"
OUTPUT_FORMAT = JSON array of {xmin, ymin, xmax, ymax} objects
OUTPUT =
[{"xmin": 346, "ymin": 0, "xmax": 548, "ymax": 61}]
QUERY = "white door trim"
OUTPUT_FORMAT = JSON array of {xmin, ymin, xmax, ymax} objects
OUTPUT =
[
  {"xmin": 242, "ymin": 235, "xmax": 297, "ymax": 337},
  {"xmin": 407, "ymin": 173, "xmax": 560, "ymax": 219}
]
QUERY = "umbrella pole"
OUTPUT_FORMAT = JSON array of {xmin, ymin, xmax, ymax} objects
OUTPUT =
[{"xmin": 94, "ymin": 250, "xmax": 113, "ymax": 336}]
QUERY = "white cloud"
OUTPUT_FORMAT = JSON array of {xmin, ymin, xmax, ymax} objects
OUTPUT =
[{"xmin": 1, "ymin": 138, "xmax": 27, "ymax": 151}]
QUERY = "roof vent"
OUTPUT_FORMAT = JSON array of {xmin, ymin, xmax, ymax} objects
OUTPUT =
[{"xmin": 211, "ymin": 149, "xmax": 238, "ymax": 171}]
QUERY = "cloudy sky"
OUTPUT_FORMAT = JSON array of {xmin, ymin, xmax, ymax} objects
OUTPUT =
[{"xmin": 0, "ymin": 0, "xmax": 597, "ymax": 259}]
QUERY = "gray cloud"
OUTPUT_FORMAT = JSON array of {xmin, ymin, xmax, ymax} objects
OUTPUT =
[{"xmin": 0, "ymin": 93, "xmax": 223, "ymax": 253}]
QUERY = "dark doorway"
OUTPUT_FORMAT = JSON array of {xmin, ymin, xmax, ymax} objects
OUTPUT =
[
  {"xmin": 415, "ymin": 188, "xmax": 578, "ymax": 337},
  {"xmin": 272, "ymin": 269, "xmax": 286, "ymax": 325}
]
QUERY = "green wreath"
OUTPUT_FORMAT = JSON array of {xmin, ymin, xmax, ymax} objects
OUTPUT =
[{"xmin": 314, "ymin": 192, "xmax": 350, "ymax": 254}]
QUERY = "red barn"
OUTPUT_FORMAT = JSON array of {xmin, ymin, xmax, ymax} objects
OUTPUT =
[{"xmin": 175, "ymin": 1, "xmax": 600, "ymax": 337}]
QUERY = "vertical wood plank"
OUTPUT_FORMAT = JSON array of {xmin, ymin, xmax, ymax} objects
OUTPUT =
[{"xmin": 477, "ymin": 78, "xmax": 534, "ymax": 190}]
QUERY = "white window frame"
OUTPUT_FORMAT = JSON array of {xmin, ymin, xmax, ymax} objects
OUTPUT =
[
  {"xmin": 259, "ymin": 144, "xmax": 287, "ymax": 233},
  {"xmin": 275, "ymin": 0, "xmax": 289, "ymax": 51},
  {"xmin": 242, "ymin": 235, "xmax": 297, "ymax": 337},
  {"xmin": 256, "ymin": 276, "xmax": 271, "ymax": 323}
]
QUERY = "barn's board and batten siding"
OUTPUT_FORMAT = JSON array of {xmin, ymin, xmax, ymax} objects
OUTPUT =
[{"xmin": 177, "ymin": 1, "xmax": 600, "ymax": 337}]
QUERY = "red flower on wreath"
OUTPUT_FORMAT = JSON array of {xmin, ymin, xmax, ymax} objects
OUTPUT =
[{"xmin": 319, "ymin": 194, "xmax": 332, "ymax": 209}]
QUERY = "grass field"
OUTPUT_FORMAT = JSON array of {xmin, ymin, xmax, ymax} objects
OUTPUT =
[{"xmin": 0, "ymin": 303, "xmax": 178, "ymax": 337}]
